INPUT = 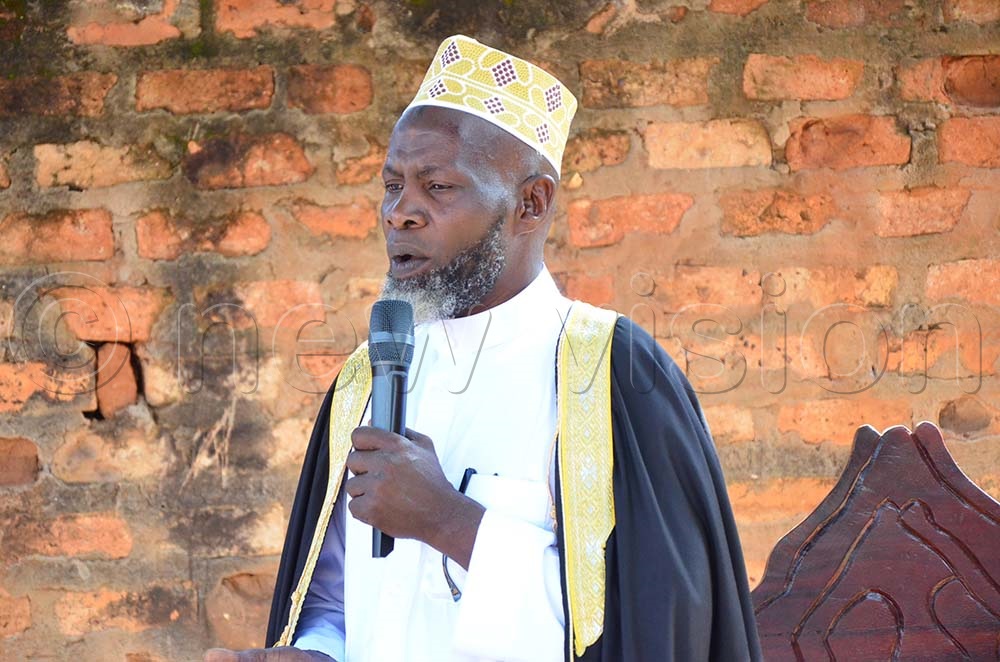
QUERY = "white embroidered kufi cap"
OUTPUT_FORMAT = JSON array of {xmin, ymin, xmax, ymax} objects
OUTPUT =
[{"xmin": 405, "ymin": 34, "xmax": 578, "ymax": 173}]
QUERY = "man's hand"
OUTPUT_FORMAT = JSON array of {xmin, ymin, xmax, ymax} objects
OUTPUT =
[
  {"xmin": 345, "ymin": 426, "xmax": 484, "ymax": 568},
  {"xmin": 203, "ymin": 647, "xmax": 335, "ymax": 662}
]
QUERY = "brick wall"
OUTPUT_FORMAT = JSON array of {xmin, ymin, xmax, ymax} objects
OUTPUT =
[{"xmin": 1, "ymin": 1, "xmax": 998, "ymax": 658}]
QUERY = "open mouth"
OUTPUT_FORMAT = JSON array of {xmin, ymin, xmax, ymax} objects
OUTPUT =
[{"xmin": 390, "ymin": 253, "xmax": 430, "ymax": 278}]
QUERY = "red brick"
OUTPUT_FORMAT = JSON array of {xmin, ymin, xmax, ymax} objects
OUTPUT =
[
  {"xmin": 4, "ymin": 513, "xmax": 133, "ymax": 559},
  {"xmin": 579, "ymin": 58, "xmax": 717, "ymax": 109},
  {"xmin": 729, "ymin": 478, "xmax": 836, "ymax": 522},
  {"xmin": 0, "ymin": 591, "xmax": 30, "ymax": 638},
  {"xmin": 939, "ymin": 117, "xmax": 1000, "ymax": 167},
  {"xmin": 291, "ymin": 198, "xmax": 376, "ymax": 240},
  {"xmin": 898, "ymin": 59, "xmax": 950, "ymax": 103},
  {"xmin": 35, "ymin": 141, "xmax": 172, "ymax": 189},
  {"xmin": 47, "ymin": 286, "xmax": 169, "ymax": 343},
  {"xmin": 55, "ymin": 584, "xmax": 195, "ymax": 636},
  {"xmin": 743, "ymin": 54, "xmax": 863, "ymax": 101},
  {"xmin": 703, "ymin": 405, "xmax": 755, "ymax": 442},
  {"xmin": 656, "ymin": 266, "xmax": 762, "ymax": 309},
  {"xmin": 288, "ymin": 64, "xmax": 373, "ymax": 114},
  {"xmin": 215, "ymin": 0, "xmax": 336, "ymax": 38},
  {"xmin": 927, "ymin": 259, "xmax": 1000, "ymax": 305},
  {"xmin": 96, "ymin": 343, "xmax": 137, "ymax": 418},
  {"xmin": 136, "ymin": 67, "xmax": 274, "ymax": 114},
  {"xmin": 205, "ymin": 568, "xmax": 276, "ymax": 649},
  {"xmin": 184, "ymin": 133, "xmax": 313, "ymax": 189},
  {"xmin": 0, "ymin": 160, "xmax": 9, "ymax": 188},
  {"xmin": 876, "ymin": 187, "xmax": 970, "ymax": 237},
  {"xmin": 805, "ymin": 0, "xmax": 906, "ymax": 27},
  {"xmin": 562, "ymin": 129, "xmax": 630, "ymax": 174},
  {"xmin": 0, "ymin": 437, "xmax": 39, "ymax": 486},
  {"xmin": 645, "ymin": 120, "xmax": 772, "ymax": 169},
  {"xmin": 234, "ymin": 280, "xmax": 324, "ymax": 329},
  {"xmin": 899, "ymin": 56, "xmax": 1000, "ymax": 107},
  {"xmin": 785, "ymin": 115, "xmax": 910, "ymax": 171},
  {"xmin": 0, "ymin": 72, "xmax": 116, "ymax": 117},
  {"xmin": 567, "ymin": 193, "xmax": 693, "ymax": 248},
  {"xmin": 720, "ymin": 189, "xmax": 836, "ymax": 236},
  {"xmin": 778, "ymin": 398, "xmax": 913, "ymax": 444},
  {"xmin": 894, "ymin": 328, "xmax": 1000, "ymax": 379},
  {"xmin": 708, "ymin": 0, "xmax": 769, "ymax": 15},
  {"xmin": 0, "ymin": 362, "xmax": 95, "ymax": 414},
  {"xmin": 945, "ymin": 0, "xmax": 1000, "ymax": 22},
  {"xmin": 53, "ymin": 425, "xmax": 168, "ymax": 483},
  {"xmin": 773, "ymin": 265, "xmax": 897, "ymax": 309},
  {"xmin": 67, "ymin": 0, "xmax": 188, "ymax": 45},
  {"xmin": 585, "ymin": 3, "xmax": 616, "ymax": 33},
  {"xmin": 0, "ymin": 209, "xmax": 114, "ymax": 265},
  {"xmin": 136, "ymin": 210, "xmax": 271, "ymax": 260},
  {"xmin": 561, "ymin": 273, "xmax": 615, "ymax": 306},
  {"xmin": 337, "ymin": 143, "xmax": 386, "ymax": 185}
]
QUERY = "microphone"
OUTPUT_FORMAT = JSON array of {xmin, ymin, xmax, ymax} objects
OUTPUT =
[{"xmin": 367, "ymin": 299, "xmax": 415, "ymax": 558}]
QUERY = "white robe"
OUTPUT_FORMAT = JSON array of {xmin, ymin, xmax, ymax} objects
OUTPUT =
[{"xmin": 293, "ymin": 268, "xmax": 571, "ymax": 661}]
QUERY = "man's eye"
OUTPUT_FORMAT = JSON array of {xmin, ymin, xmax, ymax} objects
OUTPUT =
[
  {"xmin": 384, "ymin": 182, "xmax": 403, "ymax": 192},
  {"xmin": 428, "ymin": 183, "xmax": 451, "ymax": 191}
]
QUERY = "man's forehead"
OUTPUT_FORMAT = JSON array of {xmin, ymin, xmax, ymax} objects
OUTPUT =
[{"xmin": 386, "ymin": 107, "xmax": 520, "ymax": 169}]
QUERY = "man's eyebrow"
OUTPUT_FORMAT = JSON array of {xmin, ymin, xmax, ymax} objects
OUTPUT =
[{"xmin": 382, "ymin": 164, "xmax": 402, "ymax": 178}]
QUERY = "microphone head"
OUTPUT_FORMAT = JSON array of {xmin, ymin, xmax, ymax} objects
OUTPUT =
[{"xmin": 368, "ymin": 299, "xmax": 415, "ymax": 366}]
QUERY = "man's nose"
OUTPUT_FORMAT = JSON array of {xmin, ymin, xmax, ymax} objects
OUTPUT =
[{"xmin": 383, "ymin": 188, "xmax": 428, "ymax": 230}]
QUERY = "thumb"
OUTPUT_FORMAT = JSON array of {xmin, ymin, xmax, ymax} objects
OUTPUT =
[{"xmin": 203, "ymin": 650, "xmax": 241, "ymax": 662}]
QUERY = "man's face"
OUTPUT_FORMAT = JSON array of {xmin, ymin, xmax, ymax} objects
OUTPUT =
[{"xmin": 379, "ymin": 107, "xmax": 520, "ymax": 321}]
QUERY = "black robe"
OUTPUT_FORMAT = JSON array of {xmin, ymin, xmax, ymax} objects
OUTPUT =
[{"xmin": 266, "ymin": 317, "xmax": 762, "ymax": 661}]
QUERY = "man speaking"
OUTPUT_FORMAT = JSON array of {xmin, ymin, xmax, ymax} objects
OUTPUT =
[{"xmin": 205, "ymin": 35, "xmax": 761, "ymax": 662}]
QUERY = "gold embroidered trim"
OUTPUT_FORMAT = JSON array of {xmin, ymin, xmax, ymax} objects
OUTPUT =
[
  {"xmin": 557, "ymin": 303, "xmax": 618, "ymax": 658},
  {"xmin": 276, "ymin": 344, "xmax": 372, "ymax": 646}
]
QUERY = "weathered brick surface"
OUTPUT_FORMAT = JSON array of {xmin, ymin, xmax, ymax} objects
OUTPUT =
[
  {"xmin": 47, "ymin": 286, "xmax": 169, "ymax": 343},
  {"xmin": 136, "ymin": 67, "xmax": 274, "ymax": 114},
  {"xmin": 233, "ymin": 280, "xmax": 324, "ymax": 329},
  {"xmin": 773, "ymin": 265, "xmax": 898, "ymax": 309},
  {"xmin": 205, "ymin": 568, "xmax": 276, "ymax": 649},
  {"xmin": 580, "ymin": 58, "xmax": 716, "ymax": 108},
  {"xmin": 35, "ymin": 141, "xmax": 172, "ymax": 189},
  {"xmin": 67, "ymin": 0, "xmax": 191, "ymax": 45},
  {"xmin": 215, "ymin": 0, "xmax": 336, "ymax": 38},
  {"xmin": 945, "ymin": 0, "xmax": 1000, "ymax": 22},
  {"xmin": 563, "ymin": 129, "xmax": 630, "ymax": 173},
  {"xmin": 805, "ymin": 0, "xmax": 907, "ymax": 27},
  {"xmin": 899, "ymin": 56, "xmax": 1000, "ymax": 107},
  {"xmin": 184, "ymin": 133, "xmax": 313, "ymax": 189},
  {"xmin": 560, "ymin": 273, "xmax": 615, "ymax": 307},
  {"xmin": 703, "ymin": 405, "xmax": 755, "ymax": 442},
  {"xmin": 876, "ymin": 187, "xmax": 970, "ymax": 237},
  {"xmin": 136, "ymin": 210, "xmax": 271, "ymax": 260},
  {"xmin": 291, "ymin": 198, "xmax": 377, "ymax": 241},
  {"xmin": 53, "ymin": 425, "xmax": 168, "ymax": 484},
  {"xmin": 720, "ymin": 189, "xmax": 836, "ymax": 236},
  {"xmin": 743, "ymin": 54, "xmax": 863, "ymax": 101},
  {"xmin": 0, "ymin": 73, "xmax": 116, "ymax": 117},
  {"xmin": 55, "ymin": 584, "xmax": 195, "ymax": 636},
  {"xmin": 0, "ymin": 591, "xmax": 31, "ymax": 637},
  {"xmin": 709, "ymin": 0, "xmax": 770, "ymax": 15},
  {"xmin": 938, "ymin": 117, "xmax": 1000, "ymax": 167},
  {"xmin": 927, "ymin": 259, "xmax": 1000, "ymax": 305},
  {"xmin": 645, "ymin": 119, "xmax": 771, "ymax": 169},
  {"xmin": 287, "ymin": 64, "xmax": 373, "ymax": 114},
  {"xmin": 0, "ymin": 437, "xmax": 39, "ymax": 486},
  {"xmin": 567, "ymin": 193, "xmax": 693, "ymax": 248},
  {"xmin": 0, "ymin": 209, "xmax": 114, "ymax": 265},
  {"xmin": 0, "ymin": 362, "xmax": 95, "ymax": 414},
  {"xmin": 336, "ymin": 143, "xmax": 387, "ymax": 185},
  {"xmin": 4, "ymin": 513, "xmax": 133, "ymax": 560},
  {"xmin": 786, "ymin": 115, "xmax": 911, "ymax": 170},
  {"xmin": 96, "ymin": 343, "xmax": 138, "ymax": 418},
  {"xmin": 0, "ymin": 160, "xmax": 9, "ymax": 188},
  {"xmin": 778, "ymin": 399, "xmax": 913, "ymax": 444}
]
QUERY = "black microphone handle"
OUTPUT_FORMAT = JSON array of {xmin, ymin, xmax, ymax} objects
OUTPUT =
[{"xmin": 370, "ymin": 362, "xmax": 408, "ymax": 557}]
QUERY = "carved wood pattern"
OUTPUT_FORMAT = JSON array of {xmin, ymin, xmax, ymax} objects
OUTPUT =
[{"xmin": 752, "ymin": 422, "xmax": 1000, "ymax": 661}]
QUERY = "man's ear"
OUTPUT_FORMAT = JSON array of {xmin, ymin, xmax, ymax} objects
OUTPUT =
[{"xmin": 515, "ymin": 174, "xmax": 557, "ymax": 236}]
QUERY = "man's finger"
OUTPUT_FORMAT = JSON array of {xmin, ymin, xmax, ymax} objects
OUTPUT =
[
  {"xmin": 351, "ymin": 425, "xmax": 402, "ymax": 451},
  {"xmin": 346, "ymin": 449, "xmax": 373, "ymax": 476},
  {"xmin": 345, "ymin": 472, "xmax": 375, "ymax": 498},
  {"xmin": 404, "ymin": 427, "xmax": 436, "ymax": 453},
  {"xmin": 203, "ymin": 649, "xmax": 240, "ymax": 662}
]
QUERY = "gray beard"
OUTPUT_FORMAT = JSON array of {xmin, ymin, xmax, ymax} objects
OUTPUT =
[{"xmin": 380, "ymin": 217, "xmax": 507, "ymax": 324}]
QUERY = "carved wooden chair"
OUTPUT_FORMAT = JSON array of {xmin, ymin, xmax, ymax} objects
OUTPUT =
[{"xmin": 752, "ymin": 421, "xmax": 1000, "ymax": 660}]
